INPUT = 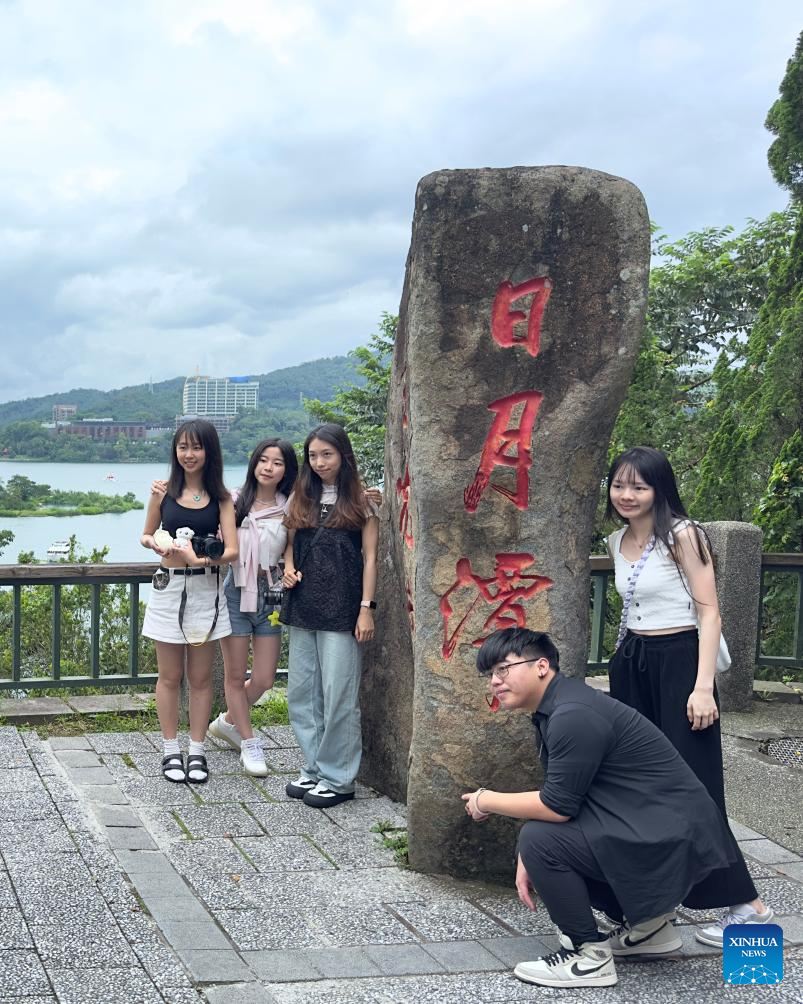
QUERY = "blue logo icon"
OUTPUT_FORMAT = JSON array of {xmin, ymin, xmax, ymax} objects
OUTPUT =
[{"xmin": 723, "ymin": 923, "xmax": 783, "ymax": 985}]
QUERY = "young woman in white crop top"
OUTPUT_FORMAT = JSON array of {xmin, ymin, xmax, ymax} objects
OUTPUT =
[{"xmin": 605, "ymin": 446, "xmax": 772, "ymax": 946}]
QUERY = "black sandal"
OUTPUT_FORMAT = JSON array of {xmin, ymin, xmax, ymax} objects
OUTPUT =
[
  {"xmin": 162, "ymin": 753, "xmax": 186, "ymax": 783},
  {"xmin": 186, "ymin": 754, "xmax": 209, "ymax": 784}
]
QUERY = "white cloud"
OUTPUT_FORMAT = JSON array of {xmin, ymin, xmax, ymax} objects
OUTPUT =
[{"xmin": 0, "ymin": 0, "xmax": 799, "ymax": 403}]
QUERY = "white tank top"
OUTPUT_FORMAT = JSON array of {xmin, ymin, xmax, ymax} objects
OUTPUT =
[{"xmin": 608, "ymin": 523, "xmax": 697, "ymax": 630}]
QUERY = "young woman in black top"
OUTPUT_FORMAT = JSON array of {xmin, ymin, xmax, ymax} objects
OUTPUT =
[
  {"xmin": 141, "ymin": 419, "xmax": 238, "ymax": 783},
  {"xmin": 280, "ymin": 423, "xmax": 379, "ymax": 807}
]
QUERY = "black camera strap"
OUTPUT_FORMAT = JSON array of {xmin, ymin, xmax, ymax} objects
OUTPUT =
[
  {"xmin": 296, "ymin": 525, "xmax": 326, "ymax": 573},
  {"xmin": 178, "ymin": 566, "xmax": 220, "ymax": 647}
]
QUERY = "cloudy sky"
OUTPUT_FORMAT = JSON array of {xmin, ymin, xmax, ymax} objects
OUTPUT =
[{"xmin": 0, "ymin": 1, "xmax": 799, "ymax": 404}]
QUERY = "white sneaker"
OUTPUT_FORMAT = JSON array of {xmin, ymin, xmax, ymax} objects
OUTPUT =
[
  {"xmin": 207, "ymin": 712, "xmax": 243, "ymax": 751},
  {"xmin": 695, "ymin": 905, "xmax": 774, "ymax": 947},
  {"xmin": 610, "ymin": 914, "xmax": 682, "ymax": 956},
  {"xmin": 239, "ymin": 738, "xmax": 268, "ymax": 777},
  {"xmin": 514, "ymin": 939, "xmax": 617, "ymax": 987}
]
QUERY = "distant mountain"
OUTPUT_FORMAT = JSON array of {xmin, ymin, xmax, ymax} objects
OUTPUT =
[{"xmin": 0, "ymin": 356, "xmax": 362, "ymax": 426}]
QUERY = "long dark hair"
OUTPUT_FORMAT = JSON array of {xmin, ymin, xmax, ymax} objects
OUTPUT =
[
  {"xmin": 605, "ymin": 446, "xmax": 710, "ymax": 566},
  {"xmin": 166, "ymin": 419, "xmax": 229, "ymax": 503},
  {"xmin": 285, "ymin": 423, "xmax": 367, "ymax": 530},
  {"xmin": 234, "ymin": 438, "xmax": 298, "ymax": 527}
]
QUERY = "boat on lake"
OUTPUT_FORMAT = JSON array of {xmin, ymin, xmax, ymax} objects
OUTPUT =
[{"xmin": 47, "ymin": 540, "xmax": 70, "ymax": 560}]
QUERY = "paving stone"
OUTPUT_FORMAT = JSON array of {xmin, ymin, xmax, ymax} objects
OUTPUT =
[
  {"xmin": 136, "ymin": 890, "xmax": 213, "ymax": 924},
  {"xmin": 216, "ymin": 908, "xmax": 323, "ymax": 951},
  {"xmin": 421, "ymin": 940, "xmax": 507, "ymax": 973},
  {"xmin": 244, "ymin": 947, "xmax": 323, "ymax": 982},
  {"xmin": 205, "ymin": 986, "xmax": 279, "ymax": 1004},
  {"xmin": 258, "ymin": 726, "xmax": 299, "ymax": 749},
  {"xmin": 0, "ymin": 790, "xmax": 58, "ymax": 822},
  {"xmin": 743, "ymin": 854, "xmax": 784, "ymax": 880},
  {"xmin": 154, "ymin": 918, "xmax": 232, "ymax": 950},
  {"xmin": 80, "ymin": 783, "xmax": 130, "ymax": 805},
  {"xmin": 729, "ymin": 818, "xmax": 766, "ymax": 841},
  {"xmin": 87, "ymin": 732, "xmax": 159, "ymax": 754},
  {"xmin": 0, "ymin": 698, "xmax": 69, "ymax": 722},
  {"xmin": 479, "ymin": 934, "xmax": 554, "ymax": 967},
  {"xmin": 0, "ymin": 819, "xmax": 76, "ymax": 857},
  {"xmin": 0, "ymin": 874, "xmax": 17, "ymax": 909},
  {"xmin": 178, "ymin": 869, "xmax": 252, "ymax": 912},
  {"xmin": 0, "ymin": 769, "xmax": 44, "ymax": 793},
  {"xmin": 28, "ymin": 752, "xmax": 59, "ymax": 777},
  {"xmin": 195, "ymin": 775, "xmax": 271, "ymax": 805},
  {"xmin": 776, "ymin": 913, "xmax": 803, "ymax": 944},
  {"xmin": 310, "ymin": 829, "xmax": 397, "ymax": 870},
  {"xmin": 0, "ymin": 908, "xmax": 33, "ymax": 949},
  {"xmin": 173, "ymin": 804, "xmax": 266, "ymax": 839},
  {"xmin": 777, "ymin": 861, "xmax": 803, "ymax": 883},
  {"xmin": 305, "ymin": 947, "xmax": 382, "ymax": 979},
  {"xmin": 53, "ymin": 749, "xmax": 103, "ymax": 769},
  {"xmin": 244, "ymin": 802, "xmax": 339, "ymax": 837},
  {"xmin": 65, "ymin": 765, "xmax": 117, "ymax": 785},
  {"xmin": 114, "ymin": 849, "xmax": 177, "ymax": 874},
  {"xmin": 67, "ymin": 695, "xmax": 144, "ymax": 714},
  {"xmin": 116, "ymin": 776, "xmax": 199, "ymax": 806},
  {"xmin": 128, "ymin": 868, "xmax": 192, "ymax": 900},
  {"xmin": 113, "ymin": 905, "xmax": 164, "ymax": 946},
  {"xmin": 161, "ymin": 991, "xmax": 208, "ymax": 1004},
  {"xmin": 0, "ymin": 949, "xmax": 50, "ymax": 996},
  {"xmin": 305, "ymin": 903, "xmax": 420, "ymax": 947},
  {"xmin": 91, "ymin": 803, "xmax": 143, "ymax": 827},
  {"xmin": 249, "ymin": 774, "xmax": 298, "ymax": 802},
  {"xmin": 740, "ymin": 839, "xmax": 801, "ymax": 865},
  {"xmin": 47, "ymin": 968, "xmax": 164, "ymax": 1004},
  {"xmin": 320, "ymin": 795, "xmax": 407, "ymax": 832},
  {"xmin": 468, "ymin": 892, "xmax": 559, "ymax": 935},
  {"xmin": 236, "ymin": 835, "xmax": 336, "ymax": 873},
  {"xmin": 755, "ymin": 877, "xmax": 803, "ymax": 915},
  {"xmin": 29, "ymin": 920, "xmax": 138, "ymax": 967},
  {"xmin": 176, "ymin": 948, "xmax": 254, "ymax": 983},
  {"xmin": 263, "ymin": 748, "xmax": 307, "ymax": 773},
  {"xmin": 168, "ymin": 837, "xmax": 257, "ymax": 878},
  {"xmin": 363, "ymin": 943, "xmax": 445, "ymax": 976},
  {"xmin": 390, "ymin": 901, "xmax": 511, "ymax": 941},
  {"xmin": 104, "ymin": 826, "xmax": 158, "ymax": 850}
]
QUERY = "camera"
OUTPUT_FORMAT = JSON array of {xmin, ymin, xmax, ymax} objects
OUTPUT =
[
  {"xmin": 261, "ymin": 564, "xmax": 285, "ymax": 607},
  {"xmin": 191, "ymin": 534, "xmax": 225, "ymax": 561}
]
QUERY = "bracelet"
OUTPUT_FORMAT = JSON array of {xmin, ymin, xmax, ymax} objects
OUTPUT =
[{"xmin": 475, "ymin": 787, "xmax": 488, "ymax": 814}]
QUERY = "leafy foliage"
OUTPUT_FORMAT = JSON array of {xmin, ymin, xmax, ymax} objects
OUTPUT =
[{"xmin": 305, "ymin": 313, "xmax": 397, "ymax": 484}]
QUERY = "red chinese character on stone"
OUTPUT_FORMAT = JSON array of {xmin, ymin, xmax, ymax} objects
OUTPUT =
[
  {"xmin": 491, "ymin": 276, "xmax": 553, "ymax": 357},
  {"xmin": 395, "ymin": 465, "xmax": 414, "ymax": 549},
  {"xmin": 464, "ymin": 391, "xmax": 543, "ymax": 513},
  {"xmin": 439, "ymin": 552, "xmax": 553, "ymax": 660}
]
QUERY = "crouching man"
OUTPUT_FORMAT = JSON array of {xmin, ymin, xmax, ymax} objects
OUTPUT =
[{"xmin": 462, "ymin": 628, "xmax": 742, "ymax": 989}]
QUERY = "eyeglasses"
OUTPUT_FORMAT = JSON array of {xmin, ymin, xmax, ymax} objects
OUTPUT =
[{"xmin": 483, "ymin": 658, "xmax": 533, "ymax": 680}]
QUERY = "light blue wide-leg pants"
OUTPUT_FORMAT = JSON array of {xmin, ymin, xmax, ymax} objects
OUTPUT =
[{"xmin": 286, "ymin": 626, "xmax": 363, "ymax": 793}]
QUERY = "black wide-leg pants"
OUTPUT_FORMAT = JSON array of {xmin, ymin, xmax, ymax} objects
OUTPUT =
[{"xmin": 609, "ymin": 630, "xmax": 758, "ymax": 908}]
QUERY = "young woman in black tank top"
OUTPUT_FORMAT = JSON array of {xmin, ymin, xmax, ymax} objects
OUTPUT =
[{"xmin": 140, "ymin": 419, "xmax": 237, "ymax": 784}]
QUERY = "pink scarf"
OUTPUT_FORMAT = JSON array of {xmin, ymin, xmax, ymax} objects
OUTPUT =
[{"xmin": 232, "ymin": 490, "xmax": 287, "ymax": 612}]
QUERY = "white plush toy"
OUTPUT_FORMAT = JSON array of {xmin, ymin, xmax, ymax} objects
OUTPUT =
[
  {"xmin": 152, "ymin": 528, "xmax": 173, "ymax": 551},
  {"xmin": 174, "ymin": 527, "xmax": 195, "ymax": 550}
]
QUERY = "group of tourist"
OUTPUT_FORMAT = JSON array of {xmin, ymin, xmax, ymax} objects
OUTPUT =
[
  {"xmin": 140, "ymin": 418, "xmax": 378, "ymax": 807},
  {"xmin": 139, "ymin": 424, "xmax": 773, "ymax": 989}
]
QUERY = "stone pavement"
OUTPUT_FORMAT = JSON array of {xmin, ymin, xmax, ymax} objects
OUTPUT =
[{"xmin": 0, "ymin": 704, "xmax": 801, "ymax": 1004}]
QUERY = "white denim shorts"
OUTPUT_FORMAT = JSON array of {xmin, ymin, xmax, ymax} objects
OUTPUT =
[{"xmin": 142, "ymin": 568, "xmax": 231, "ymax": 645}]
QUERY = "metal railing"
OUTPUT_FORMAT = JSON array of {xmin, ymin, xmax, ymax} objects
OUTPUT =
[
  {"xmin": 1, "ymin": 554, "xmax": 801, "ymax": 692},
  {"xmin": 588, "ymin": 553, "xmax": 803, "ymax": 672},
  {"xmin": 0, "ymin": 563, "xmax": 155, "ymax": 691}
]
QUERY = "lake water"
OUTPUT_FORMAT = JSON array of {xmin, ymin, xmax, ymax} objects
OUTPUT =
[{"xmin": 0, "ymin": 461, "xmax": 247, "ymax": 564}]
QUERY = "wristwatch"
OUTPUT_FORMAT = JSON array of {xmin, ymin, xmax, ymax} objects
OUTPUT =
[{"xmin": 360, "ymin": 600, "xmax": 377, "ymax": 609}]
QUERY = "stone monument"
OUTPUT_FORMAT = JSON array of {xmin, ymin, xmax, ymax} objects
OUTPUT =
[{"xmin": 360, "ymin": 167, "xmax": 650, "ymax": 879}]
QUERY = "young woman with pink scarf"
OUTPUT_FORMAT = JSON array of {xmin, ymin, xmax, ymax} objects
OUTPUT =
[{"xmin": 208, "ymin": 438, "xmax": 298, "ymax": 776}]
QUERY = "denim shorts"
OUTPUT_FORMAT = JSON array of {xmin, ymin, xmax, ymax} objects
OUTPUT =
[{"xmin": 224, "ymin": 572, "xmax": 283, "ymax": 638}]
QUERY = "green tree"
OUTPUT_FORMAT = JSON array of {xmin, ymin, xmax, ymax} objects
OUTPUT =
[
  {"xmin": 305, "ymin": 312, "xmax": 397, "ymax": 484},
  {"xmin": 694, "ymin": 31, "xmax": 803, "ymax": 524}
]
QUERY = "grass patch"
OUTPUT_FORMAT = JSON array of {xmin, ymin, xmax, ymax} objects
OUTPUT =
[
  {"xmin": 250, "ymin": 690, "xmax": 290, "ymax": 729},
  {"xmin": 18, "ymin": 704, "xmax": 160, "ymax": 738},
  {"xmin": 370, "ymin": 819, "xmax": 409, "ymax": 868}
]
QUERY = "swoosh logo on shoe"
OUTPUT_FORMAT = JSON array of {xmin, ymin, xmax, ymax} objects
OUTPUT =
[
  {"xmin": 623, "ymin": 922, "xmax": 667, "ymax": 947},
  {"xmin": 569, "ymin": 960, "xmax": 611, "ymax": 978}
]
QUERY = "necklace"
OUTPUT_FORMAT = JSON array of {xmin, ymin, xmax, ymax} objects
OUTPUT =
[
  {"xmin": 190, "ymin": 489, "xmax": 204, "ymax": 503},
  {"xmin": 254, "ymin": 496, "xmax": 276, "ymax": 508}
]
